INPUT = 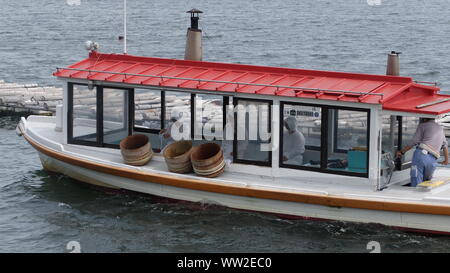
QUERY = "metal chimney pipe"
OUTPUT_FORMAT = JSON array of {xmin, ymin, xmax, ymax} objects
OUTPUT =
[
  {"xmin": 386, "ymin": 51, "xmax": 401, "ymax": 76},
  {"xmin": 185, "ymin": 9, "xmax": 203, "ymax": 61}
]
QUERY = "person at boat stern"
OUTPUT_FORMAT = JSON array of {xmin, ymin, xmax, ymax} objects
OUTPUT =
[{"xmin": 396, "ymin": 118, "xmax": 449, "ymax": 187}]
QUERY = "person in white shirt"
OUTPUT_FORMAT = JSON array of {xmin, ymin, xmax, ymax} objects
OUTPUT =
[{"xmin": 282, "ymin": 116, "xmax": 306, "ymax": 165}]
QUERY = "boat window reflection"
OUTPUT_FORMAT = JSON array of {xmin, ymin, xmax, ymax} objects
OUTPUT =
[
  {"xmin": 71, "ymin": 84, "xmax": 98, "ymax": 143},
  {"xmin": 381, "ymin": 115, "xmax": 399, "ymax": 158},
  {"xmin": 234, "ymin": 99, "xmax": 271, "ymax": 166},
  {"xmin": 193, "ymin": 94, "xmax": 225, "ymax": 153},
  {"xmin": 134, "ymin": 89, "xmax": 162, "ymax": 131},
  {"xmin": 193, "ymin": 93, "xmax": 224, "ymax": 145},
  {"xmin": 133, "ymin": 89, "xmax": 193, "ymax": 152},
  {"xmin": 281, "ymin": 103, "xmax": 321, "ymax": 168},
  {"xmin": 381, "ymin": 115, "xmax": 419, "ymax": 170},
  {"xmin": 161, "ymin": 91, "xmax": 192, "ymax": 149},
  {"xmin": 327, "ymin": 109, "xmax": 369, "ymax": 174},
  {"xmin": 103, "ymin": 88, "xmax": 129, "ymax": 147},
  {"xmin": 133, "ymin": 89, "xmax": 164, "ymax": 152},
  {"xmin": 401, "ymin": 116, "xmax": 420, "ymax": 163},
  {"xmin": 164, "ymin": 91, "xmax": 191, "ymax": 130}
]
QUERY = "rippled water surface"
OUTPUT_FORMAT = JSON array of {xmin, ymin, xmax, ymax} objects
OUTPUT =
[{"xmin": 2, "ymin": 0, "xmax": 450, "ymax": 252}]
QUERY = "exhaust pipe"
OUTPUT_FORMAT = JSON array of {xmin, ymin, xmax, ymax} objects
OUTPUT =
[
  {"xmin": 184, "ymin": 9, "xmax": 203, "ymax": 61},
  {"xmin": 386, "ymin": 51, "xmax": 401, "ymax": 76}
]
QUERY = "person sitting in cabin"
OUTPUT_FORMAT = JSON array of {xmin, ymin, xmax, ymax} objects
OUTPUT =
[
  {"xmin": 282, "ymin": 116, "xmax": 306, "ymax": 165},
  {"xmin": 396, "ymin": 118, "xmax": 449, "ymax": 187}
]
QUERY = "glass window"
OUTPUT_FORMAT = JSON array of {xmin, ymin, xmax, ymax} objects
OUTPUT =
[
  {"xmin": 132, "ymin": 90, "xmax": 193, "ymax": 152},
  {"xmin": 281, "ymin": 103, "xmax": 321, "ymax": 168},
  {"xmin": 165, "ymin": 91, "xmax": 191, "ymax": 131},
  {"xmin": 134, "ymin": 89, "xmax": 162, "ymax": 131},
  {"xmin": 133, "ymin": 89, "xmax": 164, "ymax": 152},
  {"xmin": 103, "ymin": 88, "xmax": 129, "ymax": 146},
  {"xmin": 158, "ymin": 91, "xmax": 191, "ymax": 148},
  {"xmin": 194, "ymin": 94, "xmax": 224, "ymax": 142},
  {"xmin": 334, "ymin": 110, "xmax": 368, "ymax": 151},
  {"xmin": 327, "ymin": 108, "xmax": 369, "ymax": 173},
  {"xmin": 381, "ymin": 115, "xmax": 399, "ymax": 157},
  {"xmin": 401, "ymin": 116, "xmax": 420, "ymax": 163},
  {"xmin": 234, "ymin": 99, "xmax": 271, "ymax": 165},
  {"xmin": 381, "ymin": 115, "xmax": 422, "ymax": 170},
  {"xmin": 71, "ymin": 84, "xmax": 97, "ymax": 143}
]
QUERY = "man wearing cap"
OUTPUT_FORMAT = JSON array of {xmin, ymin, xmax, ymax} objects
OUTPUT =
[{"xmin": 396, "ymin": 118, "xmax": 449, "ymax": 187}]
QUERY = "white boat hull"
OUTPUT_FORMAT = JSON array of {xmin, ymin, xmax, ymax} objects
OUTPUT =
[
  {"xmin": 37, "ymin": 150, "xmax": 450, "ymax": 235},
  {"xmin": 17, "ymin": 115, "xmax": 450, "ymax": 235}
]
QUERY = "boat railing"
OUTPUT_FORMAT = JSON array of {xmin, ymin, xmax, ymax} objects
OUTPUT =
[
  {"xmin": 416, "ymin": 98, "xmax": 450, "ymax": 109},
  {"xmin": 414, "ymin": 80, "xmax": 438, "ymax": 86},
  {"xmin": 56, "ymin": 67, "xmax": 385, "ymax": 102}
]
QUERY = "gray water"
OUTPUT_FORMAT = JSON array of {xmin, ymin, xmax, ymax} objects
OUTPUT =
[{"xmin": 1, "ymin": 0, "xmax": 450, "ymax": 253}]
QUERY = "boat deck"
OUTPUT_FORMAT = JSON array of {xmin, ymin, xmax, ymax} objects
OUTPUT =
[{"xmin": 23, "ymin": 115, "xmax": 450, "ymax": 206}]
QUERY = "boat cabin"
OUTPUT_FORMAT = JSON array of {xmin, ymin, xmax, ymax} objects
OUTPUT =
[{"xmin": 54, "ymin": 51, "xmax": 450, "ymax": 191}]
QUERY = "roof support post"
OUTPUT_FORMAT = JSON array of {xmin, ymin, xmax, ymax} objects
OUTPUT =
[
  {"xmin": 62, "ymin": 81, "xmax": 69, "ymax": 145},
  {"xmin": 370, "ymin": 107, "xmax": 382, "ymax": 191},
  {"xmin": 271, "ymin": 99, "xmax": 280, "ymax": 176}
]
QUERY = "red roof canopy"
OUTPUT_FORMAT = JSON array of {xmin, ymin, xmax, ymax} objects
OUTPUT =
[{"xmin": 54, "ymin": 52, "xmax": 450, "ymax": 116}]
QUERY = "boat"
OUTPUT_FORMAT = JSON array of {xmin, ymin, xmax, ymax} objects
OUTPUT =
[{"xmin": 16, "ymin": 11, "xmax": 450, "ymax": 235}]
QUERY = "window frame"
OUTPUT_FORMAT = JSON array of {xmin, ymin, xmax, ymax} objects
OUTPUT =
[
  {"xmin": 132, "ymin": 89, "xmax": 231, "ymax": 151},
  {"xmin": 396, "ymin": 116, "xmax": 419, "ymax": 170},
  {"xmin": 332, "ymin": 107, "xmax": 370, "ymax": 154},
  {"xmin": 233, "ymin": 97, "xmax": 273, "ymax": 167},
  {"xmin": 279, "ymin": 101, "xmax": 371, "ymax": 178},
  {"xmin": 279, "ymin": 101, "xmax": 324, "ymax": 172},
  {"xmin": 133, "ymin": 89, "xmax": 165, "ymax": 135},
  {"xmin": 67, "ymin": 82, "xmax": 133, "ymax": 149},
  {"xmin": 192, "ymin": 93, "xmax": 229, "ymax": 141},
  {"xmin": 68, "ymin": 82, "xmax": 100, "ymax": 147},
  {"xmin": 101, "ymin": 85, "xmax": 134, "ymax": 149}
]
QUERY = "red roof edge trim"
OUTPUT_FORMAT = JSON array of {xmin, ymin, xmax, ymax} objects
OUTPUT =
[
  {"xmin": 382, "ymin": 83, "xmax": 450, "ymax": 116},
  {"xmin": 380, "ymin": 83, "xmax": 440, "ymax": 105},
  {"xmin": 53, "ymin": 57, "xmax": 91, "ymax": 77},
  {"xmin": 411, "ymin": 82, "xmax": 440, "ymax": 94},
  {"xmin": 87, "ymin": 52, "xmax": 413, "ymax": 84},
  {"xmin": 377, "ymin": 82, "xmax": 413, "ymax": 104}
]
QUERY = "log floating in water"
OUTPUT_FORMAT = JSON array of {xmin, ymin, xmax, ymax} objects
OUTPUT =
[{"xmin": 0, "ymin": 80, "xmax": 60, "ymax": 114}]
